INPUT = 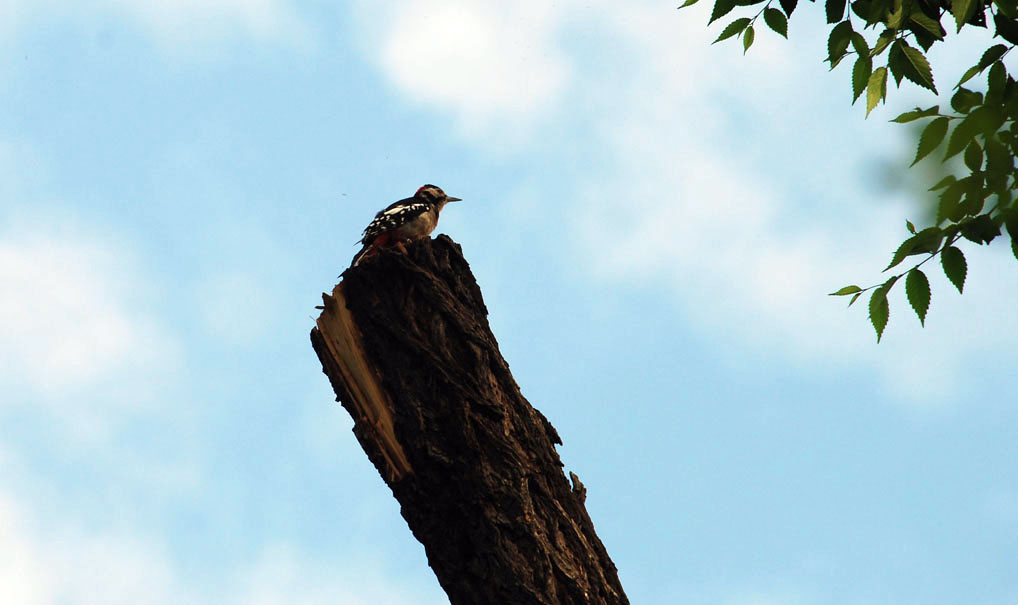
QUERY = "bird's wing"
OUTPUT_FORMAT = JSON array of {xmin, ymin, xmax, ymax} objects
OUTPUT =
[
  {"xmin": 360, "ymin": 202, "xmax": 431, "ymax": 242},
  {"xmin": 354, "ymin": 196, "xmax": 415, "ymax": 244},
  {"xmin": 373, "ymin": 196, "xmax": 417, "ymax": 219}
]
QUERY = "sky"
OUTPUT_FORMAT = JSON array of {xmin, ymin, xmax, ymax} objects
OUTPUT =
[{"xmin": 1, "ymin": 1, "xmax": 1017, "ymax": 603}]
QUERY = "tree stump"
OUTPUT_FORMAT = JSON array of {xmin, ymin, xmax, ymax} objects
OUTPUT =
[{"xmin": 310, "ymin": 235, "xmax": 629, "ymax": 605}]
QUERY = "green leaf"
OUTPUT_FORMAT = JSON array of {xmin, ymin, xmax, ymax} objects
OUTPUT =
[
  {"xmin": 888, "ymin": 39, "xmax": 907, "ymax": 86},
  {"xmin": 979, "ymin": 45, "xmax": 1009, "ymax": 70},
  {"xmin": 957, "ymin": 65, "xmax": 981, "ymax": 88},
  {"xmin": 1008, "ymin": 212, "xmax": 1018, "ymax": 260},
  {"xmin": 910, "ymin": 227, "xmax": 944, "ymax": 254},
  {"xmin": 906, "ymin": 219, "xmax": 917, "ymax": 234},
  {"xmin": 869, "ymin": 287, "xmax": 890, "ymax": 342},
  {"xmin": 780, "ymin": 0, "xmax": 798, "ymax": 16},
  {"xmin": 827, "ymin": 21, "xmax": 853, "ymax": 67},
  {"xmin": 713, "ymin": 17, "xmax": 751, "ymax": 43},
  {"xmin": 988, "ymin": 61, "xmax": 1006, "ymax": 96},
  {"xmin": 888, "ymin": 40, "xmax": 936, "ymax": 92},
  {"xmin": 984, "ymin": 138, "xmax": 1012, "ymax": 193},
  {"xmin": 827, "ymin": 0, "xmax": 847, "ymax": 22},
  {"xmin": 966, "ymin": 105, "xmax": 1006, "ymax": 138},
  {"xmin": 885, "ymin": 237, "xmax": 916, "ymax": 271},
  {"xmin": 937, "ymin": 179, "xmax": 965, "ymax": 224},
  {"xmin": 964, "ymin": 140, "xmax": 983, "ymax": 171},
  {"xmin": 848, "ymin": 291, "xmax": 863, "ymax": 307},
  {"xmin": 885, "ymin": 227, "xmax": 943, "ymax": 271},
  {"xmin": 958, "ymin": 177, "xmax": 986, "ymax": 218},
  {"xmin": 941, "ymin": 245, "xmax": 967, "ymax": 293},
  {"xmin": 994, "ymin": 12, "xmax": 1018, "ymax": 44},
  {"xmin": 887, "ymin": 1, "xmax": 905, "ymax": 28},
  {"xmin": 928, "ymin": 174, "xmax": 956, "ymax": 191},
  {"xmin": 830, "ymin": 285, "xmax": 863, "ymax": 296},
  {"xmin": 763, "ymin": 7, "xmax": 788, "ymax": 37},
  {"xmin": 909, "ymin": 10, "xmax": 945, "ymax": 39},
  {"xmin": 853, "ymin": 0, "xmax": 891, "ymax": 25},
  {"xmin": 943, "ymin": 114, "xmax": 978, "ymax": 161},
  {"xmin": 905, "ymin": 269, "xmax": 931, "ymax": 326},
  {"xmin": 1005, "ymin": 211, "xmax": 1018, "ymax": 240},
  {"xmin": 902, "ymin": 44, "xmax": 937, "ymax": 92},
  {"xmin": 850, "ymin": 32, "xmax": 868, "ymax": 58},
  {"xmin": 912, "ymin": 116, "xmax": 949, "ymax": 165},
  {"xmin": 961, "ymin": 214, "xmax": 1001, "ymax": 244},
  {"xmin": 984, "ymin": 137, "xmax": 1013, "ymax": 174},
  {"xmin": 678, "ymin": 0, "xmax": 700, "ymax": 8},
  {"xmin": 852, "ymin": 55, "xmax": 872, "ymax": 103},
  {"xmin": 743, "ymin": 25, "xmax": 755, "ymax": 53},
  {"xmin": 958, "ymin": 44, "xmax": 1009, "ymax": 87},
  {"xmin": 872, "ymin": 29, "xmax": 894, "ymax": 56},
  {"xmin": 892, "ymin": 105, "xmax": 939, "ymax": 123},
  {"xmin": 710, "ymin": 0, "xmax": 737, "ymax": 24},
  {"xmin": 950, "ymin": 87, "xmax": 983, "ymax": 114},
  {"xmin": 866, "ymin": 67, "xmax": 887, "ymax": 117},
  {"xmin": 952, "ymin": 0, "xmax": 976, "ymax": 32}
]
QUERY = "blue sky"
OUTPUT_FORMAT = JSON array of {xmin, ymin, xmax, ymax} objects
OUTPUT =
[{"xmin": 2, "ymin": 1, "xmax": 1017, "ymax": 603}]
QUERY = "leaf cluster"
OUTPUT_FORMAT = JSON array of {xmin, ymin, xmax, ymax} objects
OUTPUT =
[
  {"xmin": 682, "ymin": 0, "xmax": 1018, "ymax": 341},
  {"xmin": 831, "ymin": 46, "xmax": 1018, "ymax": 340}
]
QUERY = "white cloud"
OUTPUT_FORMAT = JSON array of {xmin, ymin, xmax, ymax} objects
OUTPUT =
[
  {"xmin": 0, "ymin": 220, "xmax": 182, "ymax": 438},
  {"xmin": 359, "ymin": 0, "xmax": 570, "ymax": 141},
  {"xmin": 0, "ymin": 485, "xmax": 446, "ymax": 605},
  {"xmin": 0, "ymin": 0, "xmax": 311, "ymax": 52},
  {"xmin": 0, "ymin": 491, "xmax": 185, "ymax": 605},
  {"xmin": 0, "ymin": 495, "xmax": 49, "ymax": 605},
  {"xmin": 100, "ymin": 0, "xmax": 312, "ymax": 50},
  {"xmin": 0, "ymin": 1, "xmax": 27, "ymax": 40},
  {"xmin": 233, "ymin": 544, "xmax": 447, "ymax": 605}
]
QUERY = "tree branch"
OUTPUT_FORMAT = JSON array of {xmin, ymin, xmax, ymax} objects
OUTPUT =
[{"xmin": 311, "ymin": 235, "xmax": 629, "ymax": 605}]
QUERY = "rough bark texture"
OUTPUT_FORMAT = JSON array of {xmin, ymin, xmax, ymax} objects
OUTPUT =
[{"xmin": 310, "ymin": 235, "xmax": 629, "ymax": 605}]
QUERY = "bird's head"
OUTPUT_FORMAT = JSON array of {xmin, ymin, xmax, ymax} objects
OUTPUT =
[{"xmin": 415, "ymin": 184, "xmax": 462, "ymax": 208}]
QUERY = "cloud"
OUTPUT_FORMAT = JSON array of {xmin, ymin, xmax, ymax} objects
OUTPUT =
[
  {"xmin": 0, "ymin": 0, "xmax": 311, "ymax": 52},
  {"xmin": 0, "ymin": 229, "xmax": 166, "ymax": 391},
  {"xmin": 0, "ymin": 484, "xmax": 446, "ymax": 605},
  {"xmin": 0, "ymin": 490, "xmax": 185, "ymax": 605},
  {"xmin": 358, "ymin": 0, "xmax": 570, "ymax": 141},
  {"xmin": 0, "ymin": 218, "xmax": 182, "ymax": 437},
  {"xmin": 233, "ymin": 544, "xmax": 447, "ymax": 605},
  {"xmin": 100, "ymin": 0, "xmax": 312, "ymax": 50}
]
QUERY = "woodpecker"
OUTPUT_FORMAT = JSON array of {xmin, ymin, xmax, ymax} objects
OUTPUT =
[{"xmin": 351, "ymin": 184, "xmax": 462, "ymax": 267}]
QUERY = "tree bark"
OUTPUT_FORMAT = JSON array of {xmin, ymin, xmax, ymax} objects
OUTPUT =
[{"xmin": 310, "ymin": 235, "xmax": 628, "ymax": 605}]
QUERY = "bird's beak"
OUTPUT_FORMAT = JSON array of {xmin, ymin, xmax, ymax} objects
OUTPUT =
[{"xmin": 446, "ymin": 196, "xmax": 462, "ymax": 202}]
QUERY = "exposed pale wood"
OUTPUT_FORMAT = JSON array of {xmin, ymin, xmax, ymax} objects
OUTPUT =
[{"xmin": 313, "ymin": 283, "xmax": 411, "ymax": 481}]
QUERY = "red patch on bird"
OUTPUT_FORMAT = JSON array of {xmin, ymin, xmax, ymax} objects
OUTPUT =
[{"xmin": 415, "ymin": 185, "xmax": 427, "ymax": 195}]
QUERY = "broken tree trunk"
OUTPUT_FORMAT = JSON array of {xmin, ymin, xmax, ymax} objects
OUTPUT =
[{"xmin": 310, "ymin": 235, "xmax": 629, "ymax": 605}]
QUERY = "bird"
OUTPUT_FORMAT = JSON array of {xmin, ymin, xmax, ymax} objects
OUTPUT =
[{"xmin": 351, "ymin": 184, "xmax": 463, "ymax": 267}]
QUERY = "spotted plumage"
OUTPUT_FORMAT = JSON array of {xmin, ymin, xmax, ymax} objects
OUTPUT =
[{"xmin": 351, "ymin": 184, "xmax": 462, "ymax": 267}]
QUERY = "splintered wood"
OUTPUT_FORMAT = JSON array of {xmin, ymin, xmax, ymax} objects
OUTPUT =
[{"xmin": 313, "ymin": 284, "xmax": 411, "ymax": 481}]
